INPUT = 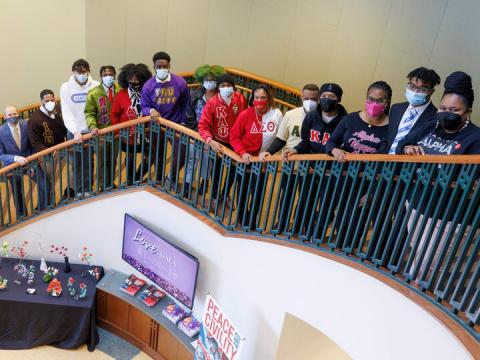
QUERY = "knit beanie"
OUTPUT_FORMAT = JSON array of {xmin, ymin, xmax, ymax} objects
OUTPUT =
[{"xmin": 319, "ymin": 83, "xmax": 343, "ymax": 102}]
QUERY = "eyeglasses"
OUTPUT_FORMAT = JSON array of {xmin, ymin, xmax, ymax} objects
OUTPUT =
[
  {"xmin": 366, "ymin": 96, "xmax": 388, "ymax": 105},
  {"xmin": 407, "ymin": 82, "xmax": 431, "ymax": 94}
]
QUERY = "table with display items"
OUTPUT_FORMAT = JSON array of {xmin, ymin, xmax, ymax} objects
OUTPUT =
[
  {"xmin": 96, "ymin": 270, "xmax": 196, "ymax": 360},
  {"xmin": 0, "ymin": 257, "xmax": 103, "ymax": 351}
]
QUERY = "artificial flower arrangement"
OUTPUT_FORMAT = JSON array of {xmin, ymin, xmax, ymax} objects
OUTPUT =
[
  {"xmin": 1, "ymin": 241, "xmax": 8, "ymax": 257},
  {"xmin": 43, "ymin": 267, "xmax": 59, "ymax": 283},
  {"xmin": 46, "ymin": 278, "xmax": 62, "ymax": 297},
  {"xmin": 78, "ymin": 246, "xmax": 93, "ymax": 266},
  {"xmin": 0, "ymin": 276, "xmax": 8, "ymax": 290},
  {"xmin": 67, "ymin": 277, "xmax": 87, "ymax": 300},
  {"xmin": 14, "ymin": 263, "xmax": 29, "ymax": 284},
  {"xmin": 11, "ymin": 240, "xmax": 28, "ymax": 265},
  {"xmin": 51, "ymin": 244, "xmax": 71, "ymax": 273}
]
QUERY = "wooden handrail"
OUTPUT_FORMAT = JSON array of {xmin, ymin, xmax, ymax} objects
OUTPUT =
[{"xmin": 1, "ymin": 114, "xmax": 479, "ymax": 177}]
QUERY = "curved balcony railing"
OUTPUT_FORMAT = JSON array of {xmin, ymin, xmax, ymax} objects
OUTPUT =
[{"xmin": 0, "ymin": 68, "xmax": 478, "ymax": 354}]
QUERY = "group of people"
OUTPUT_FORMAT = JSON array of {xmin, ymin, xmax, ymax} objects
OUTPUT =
[{"xmin": 0, "ymin": 52, "xmax": 478, "ymax": 226}]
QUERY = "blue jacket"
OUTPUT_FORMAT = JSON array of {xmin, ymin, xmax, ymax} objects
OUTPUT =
[{"xmin": 0, "ymin": 120, "xmax": 34, "ymax": 166}]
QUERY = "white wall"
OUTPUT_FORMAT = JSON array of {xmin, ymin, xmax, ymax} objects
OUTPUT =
[{"xmin": 0, "ymin": 190, "xmax": 471, "ymax": 360}]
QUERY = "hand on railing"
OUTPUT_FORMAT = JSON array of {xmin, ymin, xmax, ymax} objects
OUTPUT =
[
  {"xmin": 207, "ymin": 139, "xmax": 224, "ymax": 154},
  {"xmin": 282, "ymin": 148, "xmax": 297, "ymax": 161},
  {"xmin": 331, "ymin": 148, "xmax": 349, "ymax": 163},
  {"xmin": 14, "ymin": 156, "xmax": 29, "ymax": 166},
  {"xmin": 73, "ymin": 131, "xmax": 83, "ymax": 144},
  {"xmin": 90, "ymin": 127, "xmax": 99, "ymax": 137},
  {"xmin": 404, "ymin": 145, "xmax": 425, "ymax": 155},
  {"xmin": 258, "ymin": 152, "xmax": 271, "ymax": 162},
  {"xmin": 242, "ymin": 153, "xmax": 253, "ymax": 164}
]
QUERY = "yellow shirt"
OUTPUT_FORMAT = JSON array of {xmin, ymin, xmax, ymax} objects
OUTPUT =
[{"xmin": 275, "ymin": 107, "xmax": 306, "ymax": 151}]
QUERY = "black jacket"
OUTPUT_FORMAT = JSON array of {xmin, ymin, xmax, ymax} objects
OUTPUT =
[
  {"xmin": 387, "ymin": 101, "xmax": 437, "ymax": 153},
  {"xmin": 294, "ymin": 104, "xmax": 347, "ymax": 154}
]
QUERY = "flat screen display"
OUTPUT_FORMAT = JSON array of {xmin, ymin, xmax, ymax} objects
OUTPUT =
[{"xmin": 122, "ymin": 214, "xmax": 199, "ymax": 309}]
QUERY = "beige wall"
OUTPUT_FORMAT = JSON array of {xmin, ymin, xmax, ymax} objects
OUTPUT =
[
  {"xmin": 0, "ymin": 0, "xmax": 86, "ymax": 111},
  {"xmin": 3, "ymin": 0, "xmax": 480, "ymax": 124},
  {"xmin": 275, "ymin": 313, "xmax": 351, "ymax": 360}
]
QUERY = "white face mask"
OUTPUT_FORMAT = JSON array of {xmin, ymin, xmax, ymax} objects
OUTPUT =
[
  {"xmin": 156, "ymin": 68, "xmax": 169, "ymax": 80},
  {"xmin": 203, "ymin": 80, "xmax": 217, "ymax": 91},
  {"xmin": 303, "ymin": 99, "xmax": 318, "ymax": 112},
  {"xmin": 219, "ymin": 87, "xmax": 234, "ymax": 101},
  {"xmin": 44, "ymin": 101, "xmax": 55, "ymax": 112}
]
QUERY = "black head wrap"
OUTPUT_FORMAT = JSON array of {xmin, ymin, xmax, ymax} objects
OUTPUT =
[{"xmin": 443, "ymin": 71, "xmax": 474, "ymax": 107}]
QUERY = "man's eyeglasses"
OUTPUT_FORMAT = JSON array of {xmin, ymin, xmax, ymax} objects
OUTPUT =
[{"xmin": 407, "ymin": 82, "xmax": 431, "ymax": 94}]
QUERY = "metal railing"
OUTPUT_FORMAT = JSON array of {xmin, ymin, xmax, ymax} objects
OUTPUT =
[{"xmin": 0, "ymin": 68, "xmax": 478, "ymax": 348}]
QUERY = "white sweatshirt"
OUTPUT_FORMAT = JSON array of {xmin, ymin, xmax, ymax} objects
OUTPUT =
[{"xmin": 60, "ymin": 75, "xmax": 100, "ymax": 134}]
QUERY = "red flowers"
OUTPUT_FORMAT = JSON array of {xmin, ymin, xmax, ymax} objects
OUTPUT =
[
  {"xmin": 50, "ymin": 244, "xmax": 68, "ymax": 257},
  {"xmin": 11, "ymin": 241, "xmax": 28, "ymax": 259}
]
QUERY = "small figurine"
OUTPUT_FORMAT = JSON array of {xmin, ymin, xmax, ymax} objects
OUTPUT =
[
  {"xmin": 27, "ymin": 265, "xmax": 35, "ymax": 285},
  {"xmin": 88, "ymin": 267, "xmax": 101, "ymax": 281},
  {"xmin": 43, "ymin": 267, "xmax": 59, "ymax": 283},
  {"xmin": 0, "ymin": 276, "xmax": 8, "ymax": 290},
  {"xmin": 79, "ymin": 283, "xmax": 87, "ymax": 299},
  {"xmin": 47, "ymin": 278, "xmax": 62, "ymax": 297},
  {"xmin": 67, "ymin": 277, "xmax": 76, "ymax": 297}
]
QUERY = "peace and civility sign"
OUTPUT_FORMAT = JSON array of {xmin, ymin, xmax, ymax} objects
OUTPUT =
[{"xmin": 194, "ymin": 294, "xmax": 243, "ymax": 360}]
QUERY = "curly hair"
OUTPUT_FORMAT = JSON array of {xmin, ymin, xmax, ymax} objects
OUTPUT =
[{"xmin": 117, "ymin": 63, "xmax": 152, "ymax": 89}]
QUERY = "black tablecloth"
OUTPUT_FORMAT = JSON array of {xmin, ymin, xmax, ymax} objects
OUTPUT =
[{"xmin": 0, "ymin": 257, "xmax": 103, "ymax": 351}]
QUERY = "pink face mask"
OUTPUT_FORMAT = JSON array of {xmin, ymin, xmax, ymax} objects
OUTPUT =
[{"xmin": 365, "ymin": 101, "xmax": 385, "ymax": 117}]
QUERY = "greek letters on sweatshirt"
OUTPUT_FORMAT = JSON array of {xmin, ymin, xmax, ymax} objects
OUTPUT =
[
  {"xmin": 60, "ymin": 75, "xmax": 100, "ymax": 134},
  {"xmin": 294, "ymin": 105, "xmax": 347, "ymax": 154},
  {"xmin": 230, "ymin": 107, "xmax": 283, "ymax": 156},
  {"xmin": 140, "ymin": 74, "xmax": 189, "ymax": 124},
  {"xmin": 198, "ymin": 92, "xmax": 247, "ymax": 145}
]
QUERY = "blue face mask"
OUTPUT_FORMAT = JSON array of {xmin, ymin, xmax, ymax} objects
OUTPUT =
[
  {"xmin": 75, "ymin": 73, "xmax": 88, "ymax": 84},
  {"xmin": 405, "ymin": 88, "xmax": 429, "ymax": 106},
  {"xmin": 6, "ymin": 116, "xmax": 20, "ymax": 125},
  {"xmin": 102, "ymin": 75, "xmax": 115, "ymax": 88}
]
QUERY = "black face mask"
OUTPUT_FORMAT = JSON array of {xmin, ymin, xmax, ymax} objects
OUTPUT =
[
  {"xmin": 436, "ymin": 111, "xmax": 464, "ymax": 132},
  {"xmin": 129, "ymin": 82, "xmax": 141, "ymax": 91},
  {"xmin": 320, "ymin": 98, "xmax": 337, "ymax": 113}
]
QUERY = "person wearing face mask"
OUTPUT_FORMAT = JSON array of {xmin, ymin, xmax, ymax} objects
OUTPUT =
[
  {"xmin": 197, "ymin": 74, "xmax": 247, "ymax": 205},
  {"xmin": 276, "ymin": 83, "xmax": 346, "ymax": 236},
  {"xmin": 326, "ymin": 81, "xmax": 391, "ymax": 161},
  {"xmin": 258, "ymin": 84, "xmax": 321, "ymax": 162},
  {"xmin": 230, "ymin": 85, "xmax": 283, "ymax": 229},
  {"xmin": 111, "ymin": 63, "xmax": 152, "ymax": 185},
  {"xmin": 183, "ymin": 65, "xmax": 226, "ymax": 197},
  {"xmin": 84, "ymin": 65, "xmax": 121, "ymax": 191},
  {"xmin": 141, "ymin": 51, "xmax": 189, "ymax": 124},
  {"xmin": 0, "ymin": 105, "xmax": 47, "ymax": 217},
  {"xmin": 141, "ymin": 51, "xmax": 189, "ymax": 187},
  {"xmin": 387, "ymin": 67, "xmax": 441, "ymax": 154},
  {"xmin": 28, "ymin": 89, "xmax": 68, "ymax": 202},
  {"xmin": 398, "ymin": 71, "xmax": 480, "ymax": 286},
  {"xmin": 60, "ymin": 59, "xmax": 99, "ymax": 197}
]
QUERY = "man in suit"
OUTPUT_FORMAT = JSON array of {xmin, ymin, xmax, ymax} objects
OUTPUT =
[
  {"xmin": 0, "ymin": 105, "xmax": 46, "ymax": 217},
  {"xmin": 387, "ymin": 67, "xmax": 441, "ymax": 154}
]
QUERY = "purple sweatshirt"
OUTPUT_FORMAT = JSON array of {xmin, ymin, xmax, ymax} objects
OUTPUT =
[{"xmin": 140, "ymin": 73, "xmax": 189, "ymax": 124}]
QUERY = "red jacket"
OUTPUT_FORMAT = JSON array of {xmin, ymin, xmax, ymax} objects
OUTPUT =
[
  {"xmin": 198, "ymin": 92, "xmax": 247, "ymax": 145},
  {"xmin": 230, "ymin": 107, "xmax": 283, "ymax": 156},
  {"xmin": 111, "ymin": 89, "xmax": 140, "ymax": 145}
]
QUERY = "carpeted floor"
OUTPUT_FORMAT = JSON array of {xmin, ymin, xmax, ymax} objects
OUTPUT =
[{"xmin": 0, "ymin": 328, "xmax": 152, "ymax": 360}]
